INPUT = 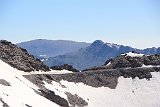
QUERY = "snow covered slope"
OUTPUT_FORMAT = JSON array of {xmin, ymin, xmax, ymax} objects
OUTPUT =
[
  {"xmin": 44, "ymin": 74, "xmax": 160, "ymax": 107},
  {"xmin": 0, "ymin": 60, "xmax": 59, "ymax": 107},
  {"xmin": 24, "ymin": 68, "xmax": 160, "ymax": 107}
]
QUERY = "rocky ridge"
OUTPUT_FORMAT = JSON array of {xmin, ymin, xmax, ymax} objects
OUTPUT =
[
  {"xmin": 0, "ymin": 40, "xmax": 49, "ymax": 72},
  {"xmin": 50, "ymin": 64, "xmax": 79, "ymax": 72},
  {"xmin": 104, "ymin": 52, "xmax": 160, "ymax": 69}
]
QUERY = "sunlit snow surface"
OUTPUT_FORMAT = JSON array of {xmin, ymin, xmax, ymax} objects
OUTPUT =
[
  {"xmin": 141, "ymin": 64, "xmax": 160, "ymax": 68},
  {"xmin": 0, "ymin": 60, "xmax": 59, "ymax": 107},
  {"xmin": 45, "ymin": 73, "xmax": 160, "ymax": 107},
  {"xmin": 121, "ymin": 52, "xmax": 144, "ymax": 57},
  {"xmin": 22, "ymin": 69, "xmax": 73, "ymax": 75},
  {"xmin": 0, "ymin": 102, "xmax": 3, "ymax": 107},
  {"xmin": 0, "ymin": 59, "xmax": 160, "ymax": 107}
]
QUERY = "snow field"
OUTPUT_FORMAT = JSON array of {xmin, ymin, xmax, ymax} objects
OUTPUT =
[
  {"xmin": 0, "ymin": 60, "xmax": 59, "ymax": 107},
  {"xmin": 45, "ymin": 72, "xmax": 160, "ymax": 107}
]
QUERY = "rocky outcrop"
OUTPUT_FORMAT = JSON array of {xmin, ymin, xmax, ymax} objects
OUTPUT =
[
  {"xmin": 38, "ymin": 89, "xmax": 69, "ymax": 107},
  {"xmin": 50, "ymin": 64, "xmax": 79, "ymax": 72},
  {"xmin": 0, "ymin": 79, "xmax": 11, "ymax": 86},
  {"xmin": 0, "ymin": 98, "xmax": 9, "ymax": 107},
  {"xmin": 65, "ymin": 92, "xmax": 88, "ymax": 107},
  {"xmin": 0, "ymin": 40, "xmax": 49, "ymax": 72},
  {"xmin": 104, "ymin": 54, "xmax": 160, "ymax": 69},
  {"xmin": 24, "ymin": 67, "xmax": 160, "ymax": 90}
]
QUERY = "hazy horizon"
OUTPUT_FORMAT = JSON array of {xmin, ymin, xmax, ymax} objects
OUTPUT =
[
  {"xmin": 13, "ymin": 38, "xmax": 159, "ymax": 50},
  {"xmin": 0, "ymin": 0, "xmax": 160, "ymax": 48}
]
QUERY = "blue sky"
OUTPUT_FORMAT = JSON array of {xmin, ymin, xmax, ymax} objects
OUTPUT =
[{"xmin": 0, "ymin": 0, "xmax": 160, "ymax": 49}]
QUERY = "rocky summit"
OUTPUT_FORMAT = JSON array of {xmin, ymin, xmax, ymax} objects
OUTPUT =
[
  {"xmin": 104, "ymin": 52, "xmax": 160, "ymax": 69},
  {"xmin": 0, "ymin": 40, "xmax": 49, "ymax": 72}
]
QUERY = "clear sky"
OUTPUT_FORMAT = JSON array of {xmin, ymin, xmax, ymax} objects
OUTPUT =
[{"xmin": 0, "ymin": 0, "xmax": 160, "ymax": 49}]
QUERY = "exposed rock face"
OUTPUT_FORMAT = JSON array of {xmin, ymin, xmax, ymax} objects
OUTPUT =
[
  {"xmin": 38, "ymin": 89, "xmax": 69, "ymax": 107},
  {"xmin": 104, "ymin": 54, "xmax": 160, "ymax": 69},
  {"xmin": 0, "ymin": 40, "xmax": 49, "ymax": 72},
  {"xmin": 0, "ymin": 79, "xmax": 11, "ymax": 86},
  {"xmin": 0, "ymin": 98, "xmax": 9, "ymax": 107},
  {"xmin": 50, "ymin": 64, "xmax": 79, "ymax": 72},
  {"xmin": 65, "ymin": 92, "xmax": 88, "ymax": 107},
  {"xmin": 25, "ymin": 67, "xmax": 160, "ymax": 89}
]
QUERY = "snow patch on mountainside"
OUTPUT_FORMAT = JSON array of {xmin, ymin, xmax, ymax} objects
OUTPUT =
[
  {"xmin": 106, "ymin": 62, "xmax": 111, "ymax": 66},
  {"xmin": 44, "ymin": 81, "xmax": 68, "ymax": 100},
  {"xmin": 122, "ymin": 52, "xmax": 144, "ymax": 57},
  {"xmin": 106, "ymin": 43, "xmax": 120, "ymax": 49},
  {"xmin": 22, "ymin": 70, "xmax": 73, "ymax": 75},
  {"xmin": 141, "ymin": 64, "xmax": 160, "ymax": 68}
]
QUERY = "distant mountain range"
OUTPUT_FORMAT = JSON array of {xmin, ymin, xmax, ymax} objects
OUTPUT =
[
  {"xmin": 17, "ymin": 39, "xmax": 90, "ymax": 58},
  {"xmin": 18, "ymin": 39, "xmax": 160, "ymax": 70}
]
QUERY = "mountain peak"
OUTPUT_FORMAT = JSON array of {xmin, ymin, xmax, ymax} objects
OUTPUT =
[{"xmin": 91, "ymin": 40, "xmax": 104, "ymax": 46}]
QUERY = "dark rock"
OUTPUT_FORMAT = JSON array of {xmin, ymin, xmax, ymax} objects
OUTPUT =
[
  {"xmin": 0, "ymin": 79, "xmax": 11, "ymax": 86},
  {"xmin": 0, "ymin": 40, "xmax": 50, "ymax": 72},
  {"xmin": 0, "ymin": 98, "xmax": 9, "ymax": 107},
  {"xmin": 119, "ymin": 68, "xmax": 153, "ymax": 80},
  {"xmin": 104, "ymin": 58, "xmax": 113, "ymax": 65},
  {"xmin": 143, "ymin": 55, "xmax": 160, "ymax": 65},
  {"xmin": 38, "ymin": 89, "xmax": 69, "ymax": 107},
  {"xmin": 104, "ymin": 54, "xmax": 160, "ymax": 69},
  {"xmin": 45, "ymin": 75, "xmax": 53, "ymax": 80},
  {"xmin": 50, "ymin": 64, "xmax": 79, "ymax": 72},
  {"xmin": 25, "ymin": 104, "xmax": 32, "ymax": 107},
  {"xmin": 65, "ymin": 92, "xmax": 88, "ymax": 107}
]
